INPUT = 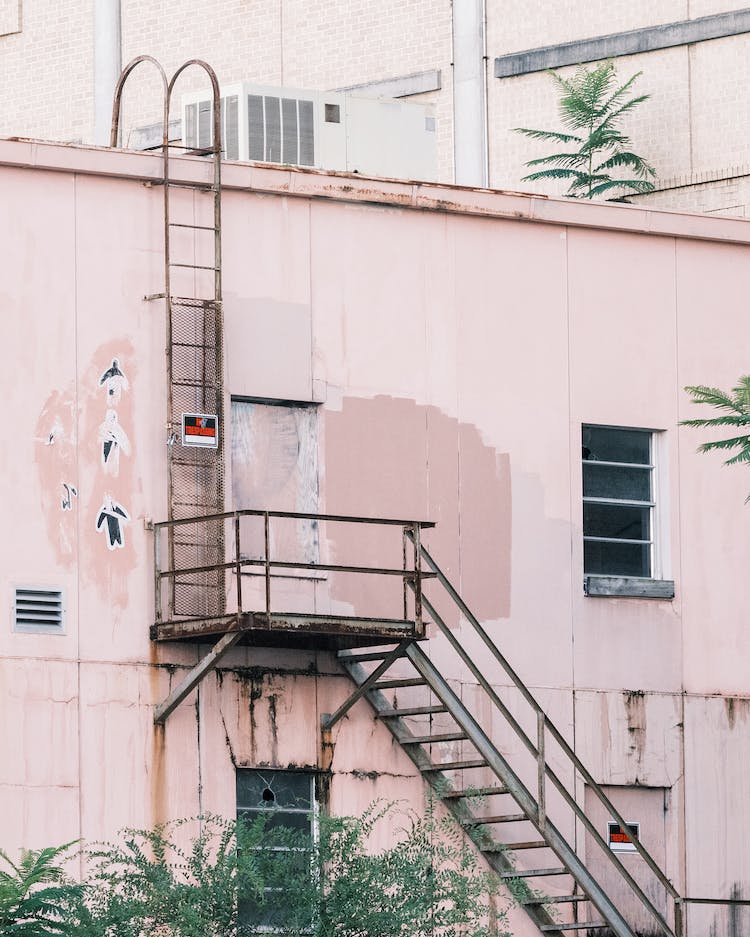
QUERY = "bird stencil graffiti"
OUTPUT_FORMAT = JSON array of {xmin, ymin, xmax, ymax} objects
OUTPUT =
[
  {"xmin": 95, "ymin": 494, "xmax": 130, "ymax": 550},
  {"xmin": 99, "ymin": 358, "xmax": 129, "ymax": 403},
  {"xmin": 98, "ymin": 409, "xmax": 131, "ymax": 474}
]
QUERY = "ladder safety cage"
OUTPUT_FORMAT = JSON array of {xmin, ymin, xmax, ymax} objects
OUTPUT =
[{"xmin": 111, "ymin": 57, "xmax": 226, "ymax": 620}]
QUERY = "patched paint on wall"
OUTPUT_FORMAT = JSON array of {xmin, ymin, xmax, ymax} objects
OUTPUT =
[{"xmin": 323, "ymin": 395, "xmax": 511, "ymax": 623}]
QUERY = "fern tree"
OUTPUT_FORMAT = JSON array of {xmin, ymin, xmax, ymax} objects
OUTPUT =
[
  {"xmin": 681, "ymin": 376, "xmax": 750, "ymax": 500},
  {"xmin": 76, "ymin": 805, "xmax": 510, "ymax": 937},
  {"xmin": 0, "ymin": 843, "xmax": 82, "ymax": 937},
  {"xmin": 514, "ymin": 61, "xmax": 656, "ymax": 200}
]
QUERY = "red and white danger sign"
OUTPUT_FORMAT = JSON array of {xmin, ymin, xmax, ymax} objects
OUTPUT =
[{"xmin": 181, "ymin": 413, "xmax": 219, "ymax": 448}]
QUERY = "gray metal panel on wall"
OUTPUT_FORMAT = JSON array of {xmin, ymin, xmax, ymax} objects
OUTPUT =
[{"xmin": 452, "ymin": 0, "xmax": 488, "ymax": 187}]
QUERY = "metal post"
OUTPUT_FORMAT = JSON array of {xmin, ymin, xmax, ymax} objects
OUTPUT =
[
  {"xmin": 402, "ymin": 526, "xmax": 409, "ymax": 621},
  {"xmin": 412, "ymin": 522, "xmax": 423, "ymax": 632},
  {"xmin": 234, "ymin": 513, "xmax": 242, "ymax": 614},
  {"xmin": 537, "ymin": 709, "xmax": 546, "ymax": 833},
  {"xmin": 154, "ymin": 524, "xmax": 162, "ymax": 622},
  {"xmin": 264, "ymin": 511, "xmax": 271, "ymax": 616},
  {"xmin": 675, "ymin": 899, "xmax": 683, "ymax": 937}
]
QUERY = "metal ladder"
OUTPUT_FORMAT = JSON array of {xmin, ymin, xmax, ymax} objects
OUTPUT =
[
  {"xmin": 323, "ymin": 542, "xmax": 683, "ymax": 937},
  {"xmin": 111, "ymin": 57, "xmax": 226, "ymax": 620}
]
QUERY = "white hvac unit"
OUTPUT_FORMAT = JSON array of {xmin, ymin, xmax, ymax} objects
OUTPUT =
[{"xmin": 182, "ymin": 83, "xmax": 437, "ymax": 182}]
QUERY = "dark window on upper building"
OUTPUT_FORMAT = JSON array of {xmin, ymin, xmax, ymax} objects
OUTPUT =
[{"xmin": 582, "ymin": 426, "xmax": 654, "ymax": 578}]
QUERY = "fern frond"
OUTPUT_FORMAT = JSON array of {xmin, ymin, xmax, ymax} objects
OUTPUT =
[
  {"xmin": 588, "ymin": 178, "xmax": 656, "ymax": 196},
  {"xmin": 513, "ymin": 127, "xmax": 582, "ymax": 144}
]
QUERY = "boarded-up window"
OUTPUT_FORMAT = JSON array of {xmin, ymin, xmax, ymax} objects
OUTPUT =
[{"xmin": 230, "ymin": 399, "xmax": 319, "ymax": 571}]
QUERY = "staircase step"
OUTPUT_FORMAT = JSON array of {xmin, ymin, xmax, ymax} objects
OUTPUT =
[
  {"xmin": 499, "ymin": 867, "xmax": 569, "ymax": 879},
  {"xmin": 371, "ymin": 677, "xmax": 426, "ymax": 689},
  {"xmin": 442, "ymin": 785, "xmax": 509, "ymax": 799},
  {"xmin": 539, "ymin": 924, "xmax": 608, "ymax": 932},
  {"xmin": 523, "ymin": 895, "xmax": 589, "ymax": 906},
  {"xmin": 377, "ymin": 705, "xmax": 448, "ymax": 717},
  {"xmin": 423, "ymin": 758, "xmax": 487, "ymax": 771},
  {"xmin": 494, "ymin": 840, "xmax": 548, "ymax": 851},
  {"xmin": 461, "ymin": 813, "xmax": 529, "ymax": 825},
  {"xmin": 400, "ymin": 732, "xmax": 467, "ymax": 744},
  {"xmin": 338, "ymin": 650, "xmax": 394, "ymax": 663}
]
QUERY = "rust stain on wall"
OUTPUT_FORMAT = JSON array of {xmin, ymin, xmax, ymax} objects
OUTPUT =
[{"xmin": 624, "ymin": 690, "xmax": 647, "ymax": 763}]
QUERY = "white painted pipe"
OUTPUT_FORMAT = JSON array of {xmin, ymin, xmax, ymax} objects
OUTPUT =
[
  {"xmin": 93, "ymin": 0, "xmax": 122, "ymax": 145},
  {"xmin": 452, "ymin": 0, "xmax": 488, "ymax": 187}
]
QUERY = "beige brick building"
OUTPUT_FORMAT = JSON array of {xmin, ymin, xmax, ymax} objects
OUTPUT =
[{"xmin": 2, "ymin": 2, "xmax": 750, "ymax": 209}]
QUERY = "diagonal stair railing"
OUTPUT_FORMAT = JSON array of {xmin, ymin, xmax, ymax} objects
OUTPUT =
[{"xmin": 326, "ymin": 539, "xmax": 683, "ymax": 937}]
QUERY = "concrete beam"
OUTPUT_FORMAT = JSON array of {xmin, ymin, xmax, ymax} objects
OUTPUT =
[
  {"xmin": 495, "ymin": 8, "xmax": 750, "ymax": 78},
  {"xmin": 334, "ymin": 69, "xmax": 441, "ymax": 99}
]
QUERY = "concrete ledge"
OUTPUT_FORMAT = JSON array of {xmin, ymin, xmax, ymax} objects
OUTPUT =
[
  {"xmin": 584, "ymin": 576, "xmax": 675, "ymax": 599},
  {"xmin": 495, "ymin": 8, "xmax": 750, "ymax": 77},
  {"xmin": 335, "ymin": 69, "xmax": 441, "ymax": 98}
]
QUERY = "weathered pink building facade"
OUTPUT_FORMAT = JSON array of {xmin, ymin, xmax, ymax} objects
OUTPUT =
[{"xmin": 3, "ymin": 136, "xmax": 750, "ymax": 935}]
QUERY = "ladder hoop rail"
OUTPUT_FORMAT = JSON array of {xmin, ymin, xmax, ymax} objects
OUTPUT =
[
  {"xmin": 109, "ymin": 55, "xmax": 169, "ymax": 149},
  {"xmin": 417, "ymin": 590, "xmax": 676, "ymax": 937},
  {"xmin": 406, "ymin": 534, "xmax": 682, "ymax": 934}
]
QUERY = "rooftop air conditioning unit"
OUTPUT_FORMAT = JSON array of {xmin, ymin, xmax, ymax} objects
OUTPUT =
[{"xmin": 182, "ymin": 83, "xmax": 437, "ymax": 182}]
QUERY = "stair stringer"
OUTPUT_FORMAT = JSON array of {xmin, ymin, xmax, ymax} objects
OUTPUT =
[{"xmin": 338, "ymin": 650, "xmax": 615, "ymax": 937}]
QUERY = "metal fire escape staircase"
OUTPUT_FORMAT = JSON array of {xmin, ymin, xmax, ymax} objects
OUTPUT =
[
  {"xmin": 111, "ymin": 57, "xmax": 227, "ymax": 623},
  {"xmin": 323, "ymin": 539, "xmax": 684, "ymax": 937}
]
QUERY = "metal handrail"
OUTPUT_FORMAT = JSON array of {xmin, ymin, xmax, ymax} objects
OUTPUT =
[
  {"xmin": 153, "ymin": 508, "xmax": 436, "ymax": 530},
  {"xmin": 154, "ymin": 510, "xmax": 434, "ymax": 631},
  {"xmin": 411, "ymin": 536, "xmax": 682, "ymax": 937}
]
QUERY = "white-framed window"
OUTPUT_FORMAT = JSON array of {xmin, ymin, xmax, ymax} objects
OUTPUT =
[
  {"xmin": 582, "ymin": 425, "xmax": 660, "ymax": 579},
  {"xmin": 608, "ymin": 820, "xmax": 640, "ymax": 853},
  {"xmin": 236, "ymin": 768, "xmax": 315, "ymax": 931}
]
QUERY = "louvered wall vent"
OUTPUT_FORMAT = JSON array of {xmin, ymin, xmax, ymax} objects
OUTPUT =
[{"xmin": 14, "ymin": 588, "xmax": 64, "ymax": 633}]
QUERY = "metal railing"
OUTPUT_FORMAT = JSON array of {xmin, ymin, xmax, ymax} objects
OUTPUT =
[
  {"xmin": 153, "ymin": 509, "xmax": 435, "ymax": 633},
  {"xmin": 409, "ymin": 535, "xmax": 683, "ymax": 937}
]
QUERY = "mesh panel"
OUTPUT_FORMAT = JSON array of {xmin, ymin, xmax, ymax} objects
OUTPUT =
[{"xmin": 167, "ymin": 298, "xmax": 225, "ymax": 618}]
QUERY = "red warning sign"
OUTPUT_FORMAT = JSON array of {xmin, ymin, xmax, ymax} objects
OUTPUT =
[
  {"xmin": 182, "ymin": 413, "xmax": 219, "ymax": 448},
  {"xmin": 608, "ymin": 821, "xmax": 639, "ymax": 852}
]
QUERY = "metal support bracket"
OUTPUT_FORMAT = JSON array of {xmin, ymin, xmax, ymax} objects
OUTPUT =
[
  {"xmin": 154, "ymin": 628, "xmax": 243, "ymax": 725},
  {"xmin": 321, "ymin": 640, "xmax": 413, "ymax": 730}
]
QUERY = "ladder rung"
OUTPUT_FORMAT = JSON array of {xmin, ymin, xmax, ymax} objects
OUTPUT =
[
  {"xmin": 169, "ymin": 296, "xmax": 221, "ymax": 306},
  {"xmin": 165, "ymin": 144, "xmax": 220, "ymax": 155},
  {"xmin": 498, "ymin": 867, "xmax": 568, "ymax": 879},
  {"xmin": 169, "ymin": 262, "xmax": 220, "ymax": 271},
  {"xmin": 165, "ymin": 180, "xmax": 216, "ymax": 191},
  {"xmin": 377, "ymin": 705, "xmax": 448, "ymax": 717},
  {"xmin": 169, "ymin": 223, "xmax": 218, "ymax": 231},
  {"xmin": 371, "ymin": 677, "xmax": 426, "ymax": 689},
  {"xmin": 442, "ymin": 785, "xmax": 508, "ymax": 798},
  {"xmin": 540, "ymin": 925, "xmax": 607, "ymax": 932},
  {"xmin": 490, "ymin": 840, "xmax": 547, "ymax": 851},
  {"xmin": 400, "ymin": 732, "xmax": 467, "ymax": 745},
  {"xmin": 461, "ymin": 814, "xmax": 528, "ymax": 825},
  {"xmin": 423, "ymin": 759, "xmax": 487, "ymax": 771},
  {"xmin": 523, "ymin": 895, "xmax": 589, "ymax": 905},
  {"xmin": 171, "ymin": 341, "xmax": 217, "ymax": 349}
]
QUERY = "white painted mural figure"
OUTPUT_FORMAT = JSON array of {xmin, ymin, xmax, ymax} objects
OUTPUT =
[
  {"xmin": 95, "ymin": 494, "xmax": 130, "ymax": 549},
  {"xmin": 98, "ymin": 409, "xmax": 131, "ymax": 474},
  {"xmin": 99, "ymin": 358, "xmax": 129, "ymax": 403}
]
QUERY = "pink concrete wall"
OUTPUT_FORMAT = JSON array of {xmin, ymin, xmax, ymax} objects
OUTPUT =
[{"xmin": 2, "ymin": 140, "xmax": 749, "ymax": 926}]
